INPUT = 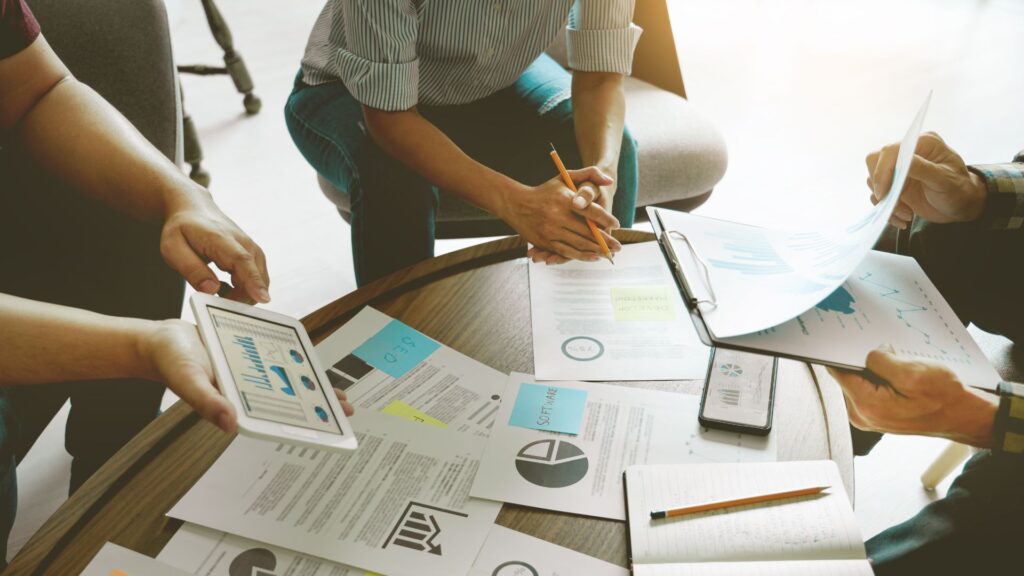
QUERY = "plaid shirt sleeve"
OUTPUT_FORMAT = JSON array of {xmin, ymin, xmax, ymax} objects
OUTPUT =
[{"xmin": 968, "ymin": 149, "xmax": 1024, "ymax": 231}]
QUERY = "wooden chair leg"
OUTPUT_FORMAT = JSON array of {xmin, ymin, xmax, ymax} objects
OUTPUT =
[
  {"xmin": 199, "ymin": 0, "xmax": 261, "ymax": 115},
  {"xmin": 180, "ymin": 82, "xmax": 211, "ymax": 187},
  {"xmin": 920, "ymin": 441, "xmax": 972, "ymax": 491}
]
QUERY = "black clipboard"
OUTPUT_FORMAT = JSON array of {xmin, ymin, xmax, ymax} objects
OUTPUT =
[{"xmin": 647, "ymin": 206, "xmax": 872, "ymax": 376}]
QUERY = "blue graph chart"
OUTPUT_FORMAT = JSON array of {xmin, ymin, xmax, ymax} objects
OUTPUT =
[
  {"xmin": 233, "ymin": 336, "xmax": 271, "ymax": 391},
  {"xmin": 705, "ymin": 229, "xmax": 792, "ymax": 275},
  {"xmin": 816, "ymin": 286, "xmax": 856, "ymax": 315},
  {"xmin": 857, "ymin": 271, "xmax": 969, "ymax": 361},
  {"xmin": 270, "ymin": 365, "xmax": 297, "ymax": 397}
]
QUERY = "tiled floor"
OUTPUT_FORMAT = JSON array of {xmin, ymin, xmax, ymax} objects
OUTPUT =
[{"xmin": 8, "ymin": 0, "xmax": 1022, "ymax": 562}]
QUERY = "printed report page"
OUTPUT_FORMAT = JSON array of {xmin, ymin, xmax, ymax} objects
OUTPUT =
[{"xmin": 169, "ymin": 411, "xmax": 500, "ymax": 576}]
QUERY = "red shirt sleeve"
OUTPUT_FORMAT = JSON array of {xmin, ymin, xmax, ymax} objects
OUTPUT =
[{"xmin": 0, "ymin": 0, "xmax": 40, "ymax": 59}]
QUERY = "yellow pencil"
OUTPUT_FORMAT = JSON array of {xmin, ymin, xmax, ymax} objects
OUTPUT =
[
  {"xmin": 650, "ymin": 485, "xmax": 830, "ymax": 519},
  {"xmin": 549, "ymin": 144, "xmax": 615, "ymax": 264}
]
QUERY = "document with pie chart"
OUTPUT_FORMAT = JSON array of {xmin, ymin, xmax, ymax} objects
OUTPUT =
[
  {"xmin": 470, "ymin": 374, "xmax": 777, "ymax": 520},
  {"xmin": 528, "ymin": 241, "xmax": 710, "ymax": 382}
]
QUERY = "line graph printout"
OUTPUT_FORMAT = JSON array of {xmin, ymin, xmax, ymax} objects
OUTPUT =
[
  {"xmin": 656, "ymin": 94, "xmax": 930, "ymax": 339},
  {"xmin": 723, "ymin": 251, "xmax": 1001, "ymax": 390}
]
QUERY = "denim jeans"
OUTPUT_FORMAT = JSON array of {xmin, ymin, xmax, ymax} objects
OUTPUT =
[{"xmin": 285, "ymin": 54, "xmax": 639, "ymax": 285}]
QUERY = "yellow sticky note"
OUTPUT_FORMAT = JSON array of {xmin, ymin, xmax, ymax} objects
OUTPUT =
[
  {"xmin": 611, "ymin": 286, "xmax": 676, "ymax": 321},
  {"xmin": 381, "ymin": 400, "xmax": 448, "ymax": 428}
]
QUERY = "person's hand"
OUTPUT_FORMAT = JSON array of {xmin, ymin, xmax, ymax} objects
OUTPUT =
[
  {"xmin": 138, "ymin": 320, "xmax": 354, "ymax": 433},
  {"xmin": 160, "ymin": 191, "xmax": 271, "ymax": 304},
  {"xmin": 826, "ymin": 346, "xmax": 997, "ymax": 447},
  {"xmin": 139, "ymin": 319, "xmax": 238, "ymax": 432},
  {"xmin": 503, "ymin": 166, "xmax": 622, "ymax": 265},
  {"xmin": 866, "ymin": 131, "xmax": 988, "ymax": 229},
  {"xmin": 526, "ymin": 178, "xmax": 618, "ymax": 264}
]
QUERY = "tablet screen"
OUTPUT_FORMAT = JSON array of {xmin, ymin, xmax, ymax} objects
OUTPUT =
[{"xmin": 207, "ymin": 306, "xmax": 343, "ymax": 434}]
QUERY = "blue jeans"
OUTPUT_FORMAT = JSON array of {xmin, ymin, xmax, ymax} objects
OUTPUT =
[{"xmin": 285, "ymin": 55, "xmax": 639, "ymax": 285}]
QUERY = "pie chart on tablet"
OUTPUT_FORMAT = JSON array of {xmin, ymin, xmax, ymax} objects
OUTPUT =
[{"xmin": 515, "ymin": 439, "xmax": 589, "ymax": 488}]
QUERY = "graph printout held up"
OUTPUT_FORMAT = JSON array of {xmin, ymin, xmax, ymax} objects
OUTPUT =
[
  {"xmin": 658, "ymin": 94, "xmax": 931, "ymax": 339},
  {"xmin": 722, "ymin": 251, "xmax": 1001, "ymax": 390}
]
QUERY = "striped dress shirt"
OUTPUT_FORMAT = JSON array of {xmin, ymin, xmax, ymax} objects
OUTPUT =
[
  {"xmin": 300, "ymin": 0, "xmax": 642, "ymax": 111},
  {"xmin": 970, "ymin": 150, "xmax": 1024, "ymax": 231}
]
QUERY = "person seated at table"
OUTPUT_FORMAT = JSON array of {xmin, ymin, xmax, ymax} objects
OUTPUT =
[
  {"xmin": 0, "ymin": 0, "xmax": 352, "ymax": 565},
  {"xmin": 830, "ymin": 132, "xmax": 1023, "ymax": 575},
  {"xmin": 286, "ymin": 1, "xmax": 642, "ymax": 285}
]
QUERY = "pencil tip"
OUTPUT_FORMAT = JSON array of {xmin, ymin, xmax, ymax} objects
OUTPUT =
[{"xmin": 550, "ymin": 142, "xmax": 556, "ymax": 152}]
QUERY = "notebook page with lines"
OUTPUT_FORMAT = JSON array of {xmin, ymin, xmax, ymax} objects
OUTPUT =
[{"xmin": 625, "ymin": 460, "xmax": 871, "ymax": 574}]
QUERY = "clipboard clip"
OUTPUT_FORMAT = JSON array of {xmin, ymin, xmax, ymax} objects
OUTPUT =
[{"xmin": 660, "ymin": 230, "xmax": 718, "ymax": 308}]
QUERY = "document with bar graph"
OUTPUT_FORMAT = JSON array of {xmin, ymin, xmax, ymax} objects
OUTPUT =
[{"xmin": 314, "ymin": 307, "xmax": 506, "ymax": 437}]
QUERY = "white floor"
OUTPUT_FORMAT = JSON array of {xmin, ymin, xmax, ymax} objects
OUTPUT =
[{"xmin": 8, "ymin": 0, "xmax": 1022, "ymax": 562}]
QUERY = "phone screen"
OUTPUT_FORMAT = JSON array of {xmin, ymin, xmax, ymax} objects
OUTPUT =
[
  {"xmin": 702, "ymin": 349, "xmax": 774, "ymax": 428},
  {"xmin": 207, "ymin": 306, "xmax": 343, "ymax": 434}
]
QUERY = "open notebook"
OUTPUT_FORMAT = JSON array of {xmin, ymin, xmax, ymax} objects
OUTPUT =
[{"xmin": 624, "ymin": 460, "xmax": 873, "ymax": 575}]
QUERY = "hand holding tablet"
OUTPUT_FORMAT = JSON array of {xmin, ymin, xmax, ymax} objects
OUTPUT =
[{"xmin": 190, "ymin": 293, "xmax": 358, "ymax": 451}]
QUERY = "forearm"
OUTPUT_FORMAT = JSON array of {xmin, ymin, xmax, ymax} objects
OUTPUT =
[
  {"xmin": 363, "ymin": 106, "xmax": 524, "ymax": 217},
  {"xmin": 0, "ymin": 294, "xmax": 155, "ymax": 386},
  {"xmin": 948, "ymin": 389, "xmax": 998, "ymax": 448},
  {"xmin": 968, "ymin": 155, "xmax": 1024, "ymax": 231},
  {"xmin": 571, "ymin": 71, "xmax": 626, "ymax": 178},
  {"xmin": 15, "ymin": 72, "xmax": 204, "ymax": 221}
]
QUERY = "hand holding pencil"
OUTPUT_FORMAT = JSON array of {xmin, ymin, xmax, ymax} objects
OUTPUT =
[
  {"xmin": 504, "ymin": 146, "xmax": 621, "ymax": 265},
  {"xmin": 548, "ymin": 144, "xmax": 617, "ymax": 264}
]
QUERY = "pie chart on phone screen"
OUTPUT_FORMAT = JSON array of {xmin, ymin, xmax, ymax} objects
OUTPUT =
[{"xmin": 515, "ymin": 439, "xmax": 589, "ymax": 488}]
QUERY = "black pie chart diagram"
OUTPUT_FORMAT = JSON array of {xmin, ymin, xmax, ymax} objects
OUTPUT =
[
  {"xmin": 492, "ymin": 560, "xmax": 541, "ymax": 575},
  {"xmin": 229, "ymin": 548, "xmax": 277, "ymax": 576},
  {"xmin": 515, "ymin": 439, "xmax": 589, "ymax": 488}
]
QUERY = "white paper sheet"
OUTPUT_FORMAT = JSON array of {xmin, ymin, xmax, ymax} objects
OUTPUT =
[
  {"xmin": 723, "ymin": 251, "xmax": 1002, "ymax": 390},
  {"xmin": 316, "ymin": 307, "xmax": 506, "ymax": 437},
  {"xmin": 471, "ymin": 374, "xmax": 776, "ymax": 520},
  {"xmin": 82, "ymin": 543, "xmax": 190, "ymax": 576},
  {"xmin": 468, "ymin": 525, "xmax": 627, "ymax": 576},
  {"xmin": 169, "ymin": 411, "xmax": 501, "ymax": 576},
  {"xmin": 529, "ymin": 241, "xmax": 710, "ymax": 381},
  {"xmin": 633, "ymin": 560, "xmax": 874, "ymax": 576},
  {"xmin": 654, "ymin": 94, "xmax": 930, "ymax": 339},
  {"xmin": 159, "ymin": 523, "xmax": 626, "ymax": 576},
  {"xmin": 625, "ymin": 461, "xmax": 864, "ymax": 566}
]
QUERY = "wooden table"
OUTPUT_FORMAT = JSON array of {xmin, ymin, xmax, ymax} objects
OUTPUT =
[{"xmin": 5, "ymin": 231, "xmax": 853, "ymax": 575}]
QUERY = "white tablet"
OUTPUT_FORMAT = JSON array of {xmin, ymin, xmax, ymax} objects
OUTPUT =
[{"xmin": 190, "ymin": 293, "xmax": 358, "ymax": 451}]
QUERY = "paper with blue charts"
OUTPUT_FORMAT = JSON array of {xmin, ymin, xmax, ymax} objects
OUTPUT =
[
  {"xmin": 169, "ymin": 410, "xmax": 501, "ymax": 576},
  {"xmin": 158, "ymin": 522, "xmax": 627, "ymax": 576},
  {"xmin": 723, "ymin": 250, "xmax": 1002, "ymax": 390},
  {"xmin": 315, "ymin": 307, "xmax": 506, "ymax": 437},
  {"xmin": 471, "ymin": 374, "xmax": 776, "ymax": 521},
  {"xmin": 528, "ymin": 241, "xmax": 710, "ymax": 381},
  {"xmin": 655, "ymin": 94, "xmax": 931, "ymax": 340}
]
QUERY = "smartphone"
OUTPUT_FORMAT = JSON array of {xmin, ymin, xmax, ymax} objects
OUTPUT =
[
  {"xmin": 190, "ymin": 293, "xmax": 358, "ymax": 451},
  {"xmin": 698, "ymin": 348, "xmax": 777, "ymax": 435}
]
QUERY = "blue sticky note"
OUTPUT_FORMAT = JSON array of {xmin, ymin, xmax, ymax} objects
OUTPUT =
[
  {"xmin": 353, "ymin": 320, "xmax": 440, "ymax": 379},
  {"xmin": 509, "ymin": 383, "xmax": 588, "ymax": 435}
]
